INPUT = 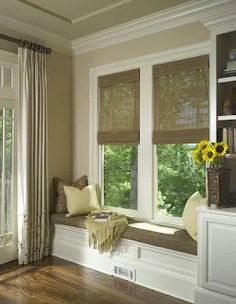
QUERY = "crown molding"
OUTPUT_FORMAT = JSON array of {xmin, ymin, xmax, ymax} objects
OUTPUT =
[
  {"xmin": 72, "ymin": 0, "xmax": 236, "ymax": 56},
  {"xmin": 201, "ymin": 5, "xmax": 236, "ymax": 34},
  {"xmin": 0, "ymin": 14, "xmax": 71, "ymax": 55}
]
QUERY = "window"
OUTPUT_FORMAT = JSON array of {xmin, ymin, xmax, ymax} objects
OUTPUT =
[
  {"xmin": 92, "ymin": 46, "xmax": 210, "ymax": 224},
  {"xmin": 156, "ymin": 143, "xmax": 206, "ymax": 217},
  {"xmin": 98, "ymin": 69, "xmax": 140, "ymax": 211},
  {"xmin": 104, "ymin": 144, "xmax": 138, "ymax": 210},
  {"xmin": 153, "ymin": 55, "xmax": 209, "ymax": 218}
]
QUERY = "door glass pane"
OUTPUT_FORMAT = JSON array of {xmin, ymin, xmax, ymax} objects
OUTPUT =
[
  {"xmin": 5, "ymin": 117, "xmax": 13, "ymax": 234},
  {"xmin": 0, "ymin": 116, "xmax": 2, "ymax": 238},
  {"xmin": 3, "ymin": 67, "xmax": 12, "ymax": 88},
  {"xmin": 0, "ymin": 106, "xmax": 14, "ymax": 247}
]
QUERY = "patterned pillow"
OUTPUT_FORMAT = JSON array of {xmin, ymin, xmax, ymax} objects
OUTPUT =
[
  {"xmin": 53, "ymin": 175, "xmax": 88, "ymax": 213},
  {"xmin": 72, "ymin": 175, "xmax": 88, "ymax": 190}
]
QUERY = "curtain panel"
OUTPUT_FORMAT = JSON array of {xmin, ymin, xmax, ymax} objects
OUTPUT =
[
  {"xmin": 153, "ymin": 55, "xmax": 209, "ymax": 144},
  {"xmin": 98, "ymin": 69, "xmax": 140, "ymax": 144},
  {"xmin": 18, "ymin": 47, "xmax": 49, "ymax": 264}
]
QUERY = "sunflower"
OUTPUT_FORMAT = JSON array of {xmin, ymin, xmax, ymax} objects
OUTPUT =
[
  {"xmin": 197, "ymin": 140, "xmax": 210, "ymax": 151},
  {"xmin": 192, "ymin": 148, "xmax": 204, "ymax": 164},
  {"xmin": 214, "ymin": 142, "xmax": 228, "ymax": 156},
  {"xmin": 202, "ymin": 147, "xmax": 216, "ymax": 162}
]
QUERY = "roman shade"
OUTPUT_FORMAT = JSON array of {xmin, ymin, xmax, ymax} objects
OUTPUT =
[
  {"xmin": 153, "ymin": 55, "xmax": 209, "ymax": 144},
  {"xmin": 98, "ymin": 69, "xmax": 140, "ymax": 144}
]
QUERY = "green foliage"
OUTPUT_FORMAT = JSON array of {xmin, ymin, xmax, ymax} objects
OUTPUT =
[
  {"xmin": 104, "ymin": 143, "xmax": 206, "ymax": 218},
  {"xmin": 157, "ymin": 144, "xmax": 206, "ymax": 217},
  {"xmin": 104, "ymin": 144, "xmax": 137, "ymax": 209}
]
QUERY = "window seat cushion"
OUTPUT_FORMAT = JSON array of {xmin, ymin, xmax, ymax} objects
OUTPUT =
[{"xmin": 51, "ymin": 213, "xmax": 197, "ymax": 256}]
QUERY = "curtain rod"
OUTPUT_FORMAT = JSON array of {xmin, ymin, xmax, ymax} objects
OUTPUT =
[{"xmin": 0, "ymin": 33, "xmax": 52, "ymax": 54}]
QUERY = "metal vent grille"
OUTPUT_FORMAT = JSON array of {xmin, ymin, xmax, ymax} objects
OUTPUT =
[{"xmin": 113, "ymin": 265, "xmax": 136, "ymax": 282}]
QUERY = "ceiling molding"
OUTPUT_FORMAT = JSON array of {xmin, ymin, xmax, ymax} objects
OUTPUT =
[
  {"xmin": 71, "ymin": 0, "xmax": 133, "ymax": 24},
  {"xmin": 17, "ymin": 0, "xmax": 71, "ymax": 23},
  {"xmin": 0, "ymin": 14, "xmax": 71, "ymax": 55},
  {"xmin": 201, "ymin": 11, "xmax": 236, "ymax": 35},
  {"xmin": 72, "ymin": 0, "xmax": 236, "ymax": 56},
  {"xmin": 17, "ymin": 0, "xmax": 133, "ymax": 25}
]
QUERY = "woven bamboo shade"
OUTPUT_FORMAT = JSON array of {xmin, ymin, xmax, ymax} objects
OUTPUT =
[
  {"xmin": 153, "ymin": 55, "xmax": 209, "ymax": 144},
  {"xmin": 98, "ymin": 69, "xmax": 140, "ymax": 144}
]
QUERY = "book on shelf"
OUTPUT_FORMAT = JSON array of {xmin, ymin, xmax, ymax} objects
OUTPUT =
[
  {"xmin": 223, "ymin": 49, "xmax": 236, "ymax": 77},
  {"xmin": 221, "ymin": 127, "xmax": 236, "ymax": 154}
]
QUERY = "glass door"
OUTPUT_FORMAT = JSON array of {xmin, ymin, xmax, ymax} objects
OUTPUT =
[{"xmin": 0, "ymin": 105, "xmax": 17, "ymax": 264}]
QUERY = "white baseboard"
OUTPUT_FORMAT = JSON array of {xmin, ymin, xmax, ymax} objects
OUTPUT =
[
  {"xmin": 51, "ymin": 223, "xmax": 197, "ymax": 303},
  {"xmin": 194, "ymin": 287, "xmax": 236, "ymax": 304}
]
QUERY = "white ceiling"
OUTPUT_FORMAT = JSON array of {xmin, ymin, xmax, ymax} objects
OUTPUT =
[{"xmin": 0, "ymin": 0, "xmax": 190, "ymax": 40}]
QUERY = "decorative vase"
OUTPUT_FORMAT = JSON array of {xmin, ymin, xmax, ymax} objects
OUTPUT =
[{"xmin": 207, "ymin": 167, "xmax": 231, "ymax": 208}]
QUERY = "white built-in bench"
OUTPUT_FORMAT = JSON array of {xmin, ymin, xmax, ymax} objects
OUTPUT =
[{"xmin": 50, "ymin": 213, "xmax": 197, "ymax": 303}]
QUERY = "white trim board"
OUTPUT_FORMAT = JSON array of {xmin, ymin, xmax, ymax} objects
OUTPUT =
[{"xmin": 51, "ymin": 223, "xmax": 197, "ymax": 303}]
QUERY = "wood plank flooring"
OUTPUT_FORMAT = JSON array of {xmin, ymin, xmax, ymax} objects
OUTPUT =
[{"xmin": 0, "ymin": 256, "xmax": 190, "ymax": 304}]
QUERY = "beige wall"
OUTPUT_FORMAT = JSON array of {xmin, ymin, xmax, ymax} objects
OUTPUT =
[
  {"xmin": 72, "ymin": 21, "xmax": 210, "ymax": 180},
  {"xmin": 0, "ymin": 41, "xmax": 72, "ymax": 210},
  {"xmin": 47, "ymin": 51, "xmax": 72, "ymax": 210}
]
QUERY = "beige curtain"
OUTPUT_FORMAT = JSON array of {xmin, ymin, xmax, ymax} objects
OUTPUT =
[
  {"xmin": 18, "ymin": 47, "xmax": 49, "ymax": 264},
  {"xmin": 153, "ymin": 55, "xmax": 209, "ymax": 144},
  {"xmin": 98, "ymin": 69, "xmax": 140, "ymax": 144}
]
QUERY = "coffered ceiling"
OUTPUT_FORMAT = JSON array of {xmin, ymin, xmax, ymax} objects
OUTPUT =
[{"xmin": 0, "ymin": 0, "xmax": 189, "ymax": 40}]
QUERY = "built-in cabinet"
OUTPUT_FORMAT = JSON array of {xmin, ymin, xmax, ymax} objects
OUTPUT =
[
  {"xmin": 195, "ymin": 206, "xmax": 236, "ymax": 304},
  {"xmin": 216, "ymin": 31, "xmax": 236, "ymax": 154},
  {"xmin": 195, "ymin": 19, "xmax": 236, "ymax": 304}
]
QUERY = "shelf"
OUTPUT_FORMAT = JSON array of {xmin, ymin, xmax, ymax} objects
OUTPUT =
[
  {"xmin": 218, "ymin": 76, "xmax": 236, "ymax": 83},
  {"xmin": 218, "ymin": 115, "xmax": 236, "ymax": 121},
  {"xmin": 226, "ymin": 154, "xmax": 236, "ymax": 158}
]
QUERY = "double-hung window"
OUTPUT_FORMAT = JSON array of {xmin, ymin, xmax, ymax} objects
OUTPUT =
[
  {"xmin": 98, "ymin": 70, "xmax": 140, "ymax": 212},
  {"xmin": 153, "ymin": 56, "xmax": 209, "ymax": 220},
  {"xmin": 95, "ymin": 50, "xmax": 209, "ymax": 224}
]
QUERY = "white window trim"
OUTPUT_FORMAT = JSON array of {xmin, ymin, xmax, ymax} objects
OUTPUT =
[{"xmin": 89, "ymin": 41, "xmax": 210, "ymax": 226}]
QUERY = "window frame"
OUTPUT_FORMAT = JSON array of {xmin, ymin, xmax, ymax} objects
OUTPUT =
[{"xmin": 89, "ymin": 42, "xmax": 210, "ymax": 226}]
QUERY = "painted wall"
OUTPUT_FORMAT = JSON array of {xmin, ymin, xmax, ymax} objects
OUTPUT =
[
  {"xmin": 0, "ymin": 41, "xmax": 72, "ymax": 210},
  {"xmin": 47, "ymin": 51, "xmax": 72, "ymax": 210},
  {"xmin": 72, "ymin": 21, "xmax": 210, "ymax": 180}
]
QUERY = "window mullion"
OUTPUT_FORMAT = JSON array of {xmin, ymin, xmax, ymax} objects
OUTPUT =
[{"xmin": 138, "ymin": 65, "xmax": 153, "ymax": 219}]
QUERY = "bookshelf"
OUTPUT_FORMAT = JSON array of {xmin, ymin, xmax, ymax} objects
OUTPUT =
[{"xmin": 216, "ymin": 30, "xmax": 236, "ymax": 154}]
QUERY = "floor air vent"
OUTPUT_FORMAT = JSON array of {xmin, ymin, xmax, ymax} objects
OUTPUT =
[{"xmin": 113, "ymin": 265, "xmax": 136, "ymax": 282}]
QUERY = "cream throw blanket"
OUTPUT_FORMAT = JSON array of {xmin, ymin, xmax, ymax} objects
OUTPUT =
[{"xmin": 85, "ymin": 213, "xmax": 128, "ymax": 253}]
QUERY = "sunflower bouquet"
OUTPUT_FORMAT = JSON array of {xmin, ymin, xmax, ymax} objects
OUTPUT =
[{"xmin": 192, "ymin": 140, "xmax": 228, "ymax": 168}]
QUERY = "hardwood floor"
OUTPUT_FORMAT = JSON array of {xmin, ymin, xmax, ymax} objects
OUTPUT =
[{"xmin": 0, "ymin": 256, "xmax": 190, "ymax": 304}]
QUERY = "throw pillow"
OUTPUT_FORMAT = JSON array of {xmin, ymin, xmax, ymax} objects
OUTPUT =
[
  {"xmin": 182, "ymin": 191, "xmax": 207, "ymax": 241},
  {"xmin": 72, "ymin": 175, "xmax": 88, "ymax": 189},
  {"xmin": 64, "ymin": 184, "xmax": 100, "ymax": 217},
  {"xmin": 53, "ymin": 175, "xmax": 88, "ymax": 213}
]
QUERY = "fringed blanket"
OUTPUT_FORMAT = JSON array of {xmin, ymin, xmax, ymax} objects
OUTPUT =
[{"xmin": 85, "ymin": 212, "xmax": 128, "ymax": 253}]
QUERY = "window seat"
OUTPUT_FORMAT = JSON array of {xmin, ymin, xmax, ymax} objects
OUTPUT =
[{"xmin": 51, "ymin": 213, "xmax": 197, "ymax": 256}]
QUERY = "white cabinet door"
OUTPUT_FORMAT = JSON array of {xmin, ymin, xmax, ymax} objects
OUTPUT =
[{"xmin": 198, "ymin": 210, "xmax": 236, "ymax": 299}]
